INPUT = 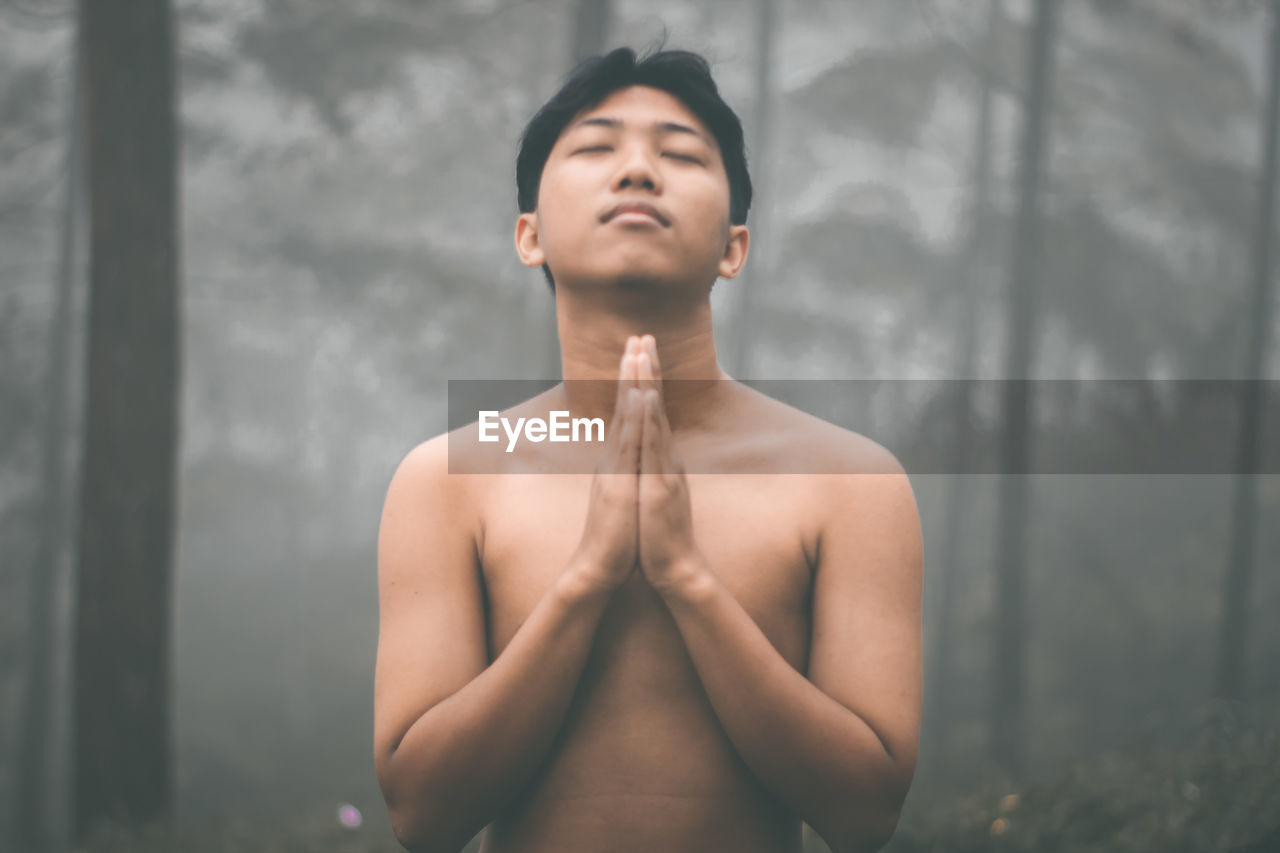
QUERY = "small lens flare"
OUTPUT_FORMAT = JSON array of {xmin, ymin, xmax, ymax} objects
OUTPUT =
[{"xmin": 336, "ymin": 803, "xmax": 363, "ymax": 829}]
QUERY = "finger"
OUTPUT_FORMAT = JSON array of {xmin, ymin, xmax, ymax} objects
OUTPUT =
[
  {"xmin": 609, "ymin": 352, "xmax": 635, "ymax": 442},
  {"xmin": 615, "ymin": 387, "xmax": 643, "ymax": 474},
  {"xmin": 640, "ymin": 389, "xmax": 662, "ymax": 475},
  {"xmin": 605, "ymin": 343, "xmax": 640, "ymax": 460},
  {"xmin": 644, "ymin": 335, "xmax": 662, "ymax": 383},
  {"xmin": 636, "ymin": 349, "xmax": 658, "ymax": 400},
  {"xmin": 617, "ymin": 337, "xmax": 641, "ymax": 399},
  {"xmin": 615, "ymin": 338, "xmax": 635, "ymax": 397},
  {"xmin": 620, "ymin": 337, "xmax": 638, "ymax": 382},
  {"xmin": 642, "ymin": 335, "xmax": 663, "ymax": 409}
]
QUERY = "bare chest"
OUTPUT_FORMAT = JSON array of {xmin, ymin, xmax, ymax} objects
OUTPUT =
[
  {"xmin": 478, "ymin": 474, "xmax": 816, "ymax": 672},
  {"xmin": 471, "ymin": 453, "xmax": 824, "ymax": 849}
]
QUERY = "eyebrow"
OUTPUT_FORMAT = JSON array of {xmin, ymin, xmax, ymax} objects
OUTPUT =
[{"xmin": 570, "ymin": 116, "xmax": 712, "ymax": 146}]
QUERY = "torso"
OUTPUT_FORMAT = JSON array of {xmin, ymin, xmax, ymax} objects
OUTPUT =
[{"xmin": 466, "ymin": 383, "xmax": 864, "ymax": 853}]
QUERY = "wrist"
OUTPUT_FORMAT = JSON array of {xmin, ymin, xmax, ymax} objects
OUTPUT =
[
  {"xmin": 650, "ymin": 552, "xmax": 717, "ymax": 604},
  {"xmin": 557, "ymin": 554, "xmax": 625, "ymax": 604}
]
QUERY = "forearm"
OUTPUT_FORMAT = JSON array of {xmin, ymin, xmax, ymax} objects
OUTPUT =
[
  {"xmin": 384, "ymin": 561, "xmax": 613, "ymax": 850},
  {"xmin": 657, "ymin": 561, "xmax": 908, "ymax": 853}
]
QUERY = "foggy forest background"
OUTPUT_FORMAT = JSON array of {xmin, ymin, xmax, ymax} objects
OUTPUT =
[{"xmin": 1, "ymin": 0, "xmax": 1278, "ymax": 851}]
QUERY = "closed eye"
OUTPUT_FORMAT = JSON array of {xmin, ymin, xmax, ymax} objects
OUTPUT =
[{"xmin": 574, "ymin": 146, "xmax": 700, "ymax": 163}]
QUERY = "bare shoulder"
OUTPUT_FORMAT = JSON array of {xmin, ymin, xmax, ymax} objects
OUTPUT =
[
  {"xmin": 390, "ymin": 431, "xmax": 452, "ymax": 481},
  {"xmin": 733, "ymin": 382, "xmax": 908, "ymax": 477},
  {"xmin": 732, "ymin": 384, "xmax": 920, "ymax": 547},
  {"xmin": 378, "ymin": 428, "xmax": 490, "ymax": 594},
  {"xmin": 384, "ymin": 429, "xmax": 481, "ymax": 507}
]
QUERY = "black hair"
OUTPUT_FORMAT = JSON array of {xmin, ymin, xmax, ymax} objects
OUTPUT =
[{"xmin": 515, "ymin": 46, "xmax": 753, "ymax": 290}]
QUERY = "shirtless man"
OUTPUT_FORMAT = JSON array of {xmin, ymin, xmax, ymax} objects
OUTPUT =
[{"xmin": 373, "ymin": 48, "xmax": 923, "ymax": 853}]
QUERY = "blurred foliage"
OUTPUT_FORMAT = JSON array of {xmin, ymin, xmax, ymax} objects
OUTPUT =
[
  {"xmin": 887, "ymin": 699, "xmax": 1280, "ymax": 853},
  {"xmin": 792, "ymin": 40, "xmax": 968, "ymax": 149},
  {"xmin": 70, "ymin": 699, "xmax": 1280, "ymax": 852}
]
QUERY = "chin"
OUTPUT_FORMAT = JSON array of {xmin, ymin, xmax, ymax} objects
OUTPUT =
[
  {"xmin": 612, "ymin": 271, "xmax": 671, "ymax": 290},
  {"xmin": 576, "ymin": 262, "xmax": 677, "ymax": 290},
  {"xmin": 556, "ymin": 259, "xmax": 708, "ymax": 293}
]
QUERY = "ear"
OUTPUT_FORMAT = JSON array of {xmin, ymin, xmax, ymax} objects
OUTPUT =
[
  {"xmin": 717, "ymin": 224, "xmax": 749, "ymax": 280},
  {"xmin": 514, "ymin": 212, "xmax": 546, "ymax": 268}
]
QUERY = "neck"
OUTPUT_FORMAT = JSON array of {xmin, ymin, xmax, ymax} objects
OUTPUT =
[{"xmin": 550, "ymin": 285, "xmax": 734, "ymax": 431}]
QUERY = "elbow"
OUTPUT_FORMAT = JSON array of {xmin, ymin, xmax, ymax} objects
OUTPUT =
[
  {"xmin": 821, "ymin": 809, "xmax": 901, "ymax": 853},
  {"xmin": 377, "ymin": 755, "xmax": 493, "ymax": 852},
  {"xmin": 377, "ymin": 750, "xmax": 458, "ymax": 851},
  {"xmin": 856, "ymin": 807, "xmax": 903, "ymax": 853},
  {"xmin": 388, "ymin": 806, "xmax": 481, "ymax": 853},
  {"xmin": 386, "ymin": 801, "xmax": 432, "ymax": 852},
  {"xmin": 380, "ymin": 766, "xmax": 479, "ymax": 853},
  {"xmin": 389, "ymin": 810, "xmax": 429, "ymax": 853},
  {"xmin": 819, "ymin": 771, "xmax": 912, "ymax": 853},
  {"xmin": 378, "ymin": 761, "xmax": 424, "ymax": 850}
]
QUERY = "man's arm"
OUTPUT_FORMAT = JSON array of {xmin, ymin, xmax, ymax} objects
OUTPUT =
[
  {"xmin": 652, "ymin": 456, "xmax": 923, "ymax": 853},
  {"xmin": 373, "ymin": 437, "xmax": 609, "ymax": 851},
  {"xmin": 373, "ymin": 349, "xmax": 647, "ymax": 852}
]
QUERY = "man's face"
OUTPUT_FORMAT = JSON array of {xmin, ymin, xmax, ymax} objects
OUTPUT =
[{"xmin": 517, "ymin": 85, "xmax": 748, "ymax": 292}]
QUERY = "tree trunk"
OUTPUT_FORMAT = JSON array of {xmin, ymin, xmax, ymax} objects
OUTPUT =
[
  {"xmin": 569, "ymin": 0, "xmax": 612, "ymax": 66},
  {"xmin": 17, "ymin": 10, "xmax": 84, "ymax": 851},
  {"xmin": 991, "ymin": 0, "xmax": 1059, "ymax": 778},
  {"xmin": 925, "ymin": 0, "xmax": 1000, "ymax": 781},
  {"xmin": 729, "ymin": 0, "xmax": 778, "ymax": 379},
  {"xmin": 74, "ymin": 0, "xmax": 180, "ymax": 840},
  {"xmin": 1215, "ymin": 0, "xmax": 1280, "ymax": 701}
]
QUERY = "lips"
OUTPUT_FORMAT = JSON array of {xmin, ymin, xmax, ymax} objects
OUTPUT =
[{"xmin": 602, "ymin": 200, "xmax": 669, "ymax": 226}]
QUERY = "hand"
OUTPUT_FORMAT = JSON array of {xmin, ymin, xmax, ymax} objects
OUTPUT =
[
  {"xmin": 634, "ymin": 336, "xmax": 707, "ymax": 593},
  {"xmin": 568, "ymin": 337, "xmax": 644, "ymax": 593}
]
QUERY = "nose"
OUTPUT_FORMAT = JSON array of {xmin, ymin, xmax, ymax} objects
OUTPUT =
[{"xmin": 612, "ymin": 143, "xmax": 662, "ymax": 194}]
